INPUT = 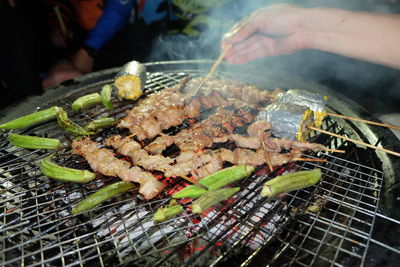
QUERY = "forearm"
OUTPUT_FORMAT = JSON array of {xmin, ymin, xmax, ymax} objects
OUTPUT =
[{"xmin": 302, "ymin": 8, "xmax": 400, "ymax": 69}]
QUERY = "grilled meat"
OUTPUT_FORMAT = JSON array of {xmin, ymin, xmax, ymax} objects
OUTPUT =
[{"xmin": 72, "ymin": 137, "xmax": 165, "ymax": 200}]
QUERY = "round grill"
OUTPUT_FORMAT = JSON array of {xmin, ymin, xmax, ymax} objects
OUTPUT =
[{"xmin": 0, "ymin": 60, "xmax": 399, "ymax": 266}]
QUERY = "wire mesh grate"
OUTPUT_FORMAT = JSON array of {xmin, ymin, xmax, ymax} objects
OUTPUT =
[{"xmin": 0, "ymin": 68, "xmax": 395, "ymax": 266}]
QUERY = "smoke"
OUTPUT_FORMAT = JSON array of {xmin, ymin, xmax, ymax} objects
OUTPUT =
[{"xmin": 146, "ymin": 0, "xmax": 400, "ymax": 114}]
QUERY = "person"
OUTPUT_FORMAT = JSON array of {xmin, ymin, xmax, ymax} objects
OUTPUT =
[
  {"xmin": 221, "ymin": 3, "xmax": 400, "ymax": 69},
  {"xmin": 42, "ymin": 0, "xmax": 135, "ymax": 88}
]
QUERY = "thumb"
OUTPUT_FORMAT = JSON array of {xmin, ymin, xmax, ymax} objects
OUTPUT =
[{"xmin": 221, "ymin": 16, "xmax": 257, "ymax": 49}]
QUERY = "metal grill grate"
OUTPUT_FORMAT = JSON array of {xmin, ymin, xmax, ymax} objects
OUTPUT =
[{"xmin": 0, "ymin": 68, "xmax": 398, "ymax": 267}]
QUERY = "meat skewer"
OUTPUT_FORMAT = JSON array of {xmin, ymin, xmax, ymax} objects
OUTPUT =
[{"xmin": 71, "ymin": 137, "xmax": 165, "ymax": 200}]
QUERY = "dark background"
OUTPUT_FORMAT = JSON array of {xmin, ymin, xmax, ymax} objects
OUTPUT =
[{"xmin": 0, "ymin": 0, "xmax": 399, "ymax": 116}]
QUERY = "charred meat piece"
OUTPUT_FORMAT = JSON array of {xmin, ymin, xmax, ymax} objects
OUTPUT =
[{"xmin": 72, "ymin": 137, "xmax": 164, "ymax": 200}]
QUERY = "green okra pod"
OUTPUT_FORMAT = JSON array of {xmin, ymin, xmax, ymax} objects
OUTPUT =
[
  {"xmin": 101, "ymin": 84, "xmax": 114, "ymax": 110},
  {"xmin": 8, "ymin": 133, "xmax": 61, "ymax": 149},
  {"xmin": 261, "ymin": 168, "xmax": 322, "ymax": 198},
  {"xmin": 40, "ymin": 154, "xmax": 96, "ymax": 183},
  {"xmin": 0, "ymin": 106, "xmax": 59, "ymax": 129},
  {"xmin": 56, "ymin": 108, "xmax": 95, "ymax": 135},
  {"xmin": 85, "ymin": 117, "xmax": 116, "ymax": 131},
  {"xmin": 71, "ymin": 93, "xmax": 102, "ymax": 111},
  {"xmin": 71, "ymin": 181, "xmax": 135, "ymax": 214},
  {"xmin": 191, "ymin": 187, "xmax": 240, "ymax": 214},
  {"xmin": 153, "ymin": 203, "xmax": 183, "ymax": 222},
  {"xmin": 172, "ymin": 165, "xmax": 254, "ymax": 199}
]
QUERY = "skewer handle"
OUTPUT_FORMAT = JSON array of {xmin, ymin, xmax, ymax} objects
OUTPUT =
[
  {"xmin": 309, "ymin": 126, "xmax": 400, "ymax": 157},
  {"xmin": 327, "ymin": 112, "xmax": 400, "ymax": 131},
  {"xmin": 191, "ymin": 44, "xmax": 233, "ymax": 97},
  {"xmin": 54, "ymin": 6, "xmax": 67, "ymax": 36}
]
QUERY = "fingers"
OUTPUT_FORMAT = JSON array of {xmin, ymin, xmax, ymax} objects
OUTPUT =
[{"xmin": 224, "ymin": 36, "xmax": 274, "ymax": 64}]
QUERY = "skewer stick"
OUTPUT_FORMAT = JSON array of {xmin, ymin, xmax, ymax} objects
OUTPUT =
[
  {"xmin": 54, "ymin": 6, "xmax": 67, "ymax": 36},
  {"xmin": 191, "ymin": 44, "xmax": 233, "ymax": 97},
  {"xmin": 321, "ymin": 148, "xmax": 345, "ymax": 153},
  {"xmin": 327, "ymin": 112, "xmax": 400, "ymax": 131},
  {"xmin": 309, "ymin": 126, "xmax": 400, "ymax": 157},
  {"xmin": 294, "ymin": 158, "xmax": 328, "ymax": 162},
  {"xmin": 181, "ymin": 175, "xmax": 209, "ymax": 190},
  {"xmin": 261, "ymin": 139, "xmax": 274, "ymax": 172}
]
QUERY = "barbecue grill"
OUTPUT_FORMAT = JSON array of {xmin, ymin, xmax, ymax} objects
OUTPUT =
[{"xmin": 1, "ymin": 60, "xmax": 400, "ymax": 266}]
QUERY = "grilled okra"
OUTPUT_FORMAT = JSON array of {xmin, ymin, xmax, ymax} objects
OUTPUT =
[
  {"xmin": 8, "ymin": 133, "xmax": 61, "ymax": 149},
  {"xmin": 172, "ymin": 165, "xmax": 254, "ymax": 199},
  {"xmin": 0, "ymin": 106, "xmax": 59, "ymax": 130},
  {"xmin": 71, "ymin": 93, "xmax": 102, "ymax": 111},
  {"xmin": 56, "ymin": 108, "xmax": 95, "ymax": 135},
  {"xmin": 191, "ymin": 187, "xmax": 240, "ymax": 214},
  {"xmin": 85, "ymin": 117, "xmax": 116, "ymax": 131},
  {"xmin": 261, "ymin": 168, "xmax": 322, "ymax": 198},
  {"xmin": 153, "ymin": 200, "xmax": 184, "ymax": 222},
  {"xmin": 39, "ymin": 154, "xmax": 96, "ymax": 183},
  {"xmin": 71, "ymin": 181, "xmax": 135, "ymax": 214},
  {"xmin": 101, "ymin": 84, "xmax": 114, "ymax": 110}
]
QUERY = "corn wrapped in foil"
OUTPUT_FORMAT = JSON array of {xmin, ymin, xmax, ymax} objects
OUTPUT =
[
  {"xmin": 114, "ymin": 61, "xmax": 147, "ymax": 100},
  {"xmin": 276, "ymin": 89, "xmax": 327, "ymax": 127},
  {"xmin": 257, "ymin": 102, "xmax": 314, "ymax": 141}
]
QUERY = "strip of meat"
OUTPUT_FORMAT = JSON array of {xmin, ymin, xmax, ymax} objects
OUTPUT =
[
  {"xmin": 71, "ymin": 137, "xmax": 165, "ymax": 200},
  {"xmin": 185, "ymin": 78, "xmax": 273, "ymax": 104},
  {"xmin": 144, "ymin": 107, "xmax": 255, "ymax": 154}
]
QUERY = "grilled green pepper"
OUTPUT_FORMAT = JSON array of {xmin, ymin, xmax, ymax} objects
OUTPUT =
[
  {"xmin": 71, "ymin": 181, "xmax": 135, "ymax": 214},
  {"xmin": 56, "ymin": 108, "xmax": 95, "ymax": 135},
  {"xmin": 261, "ymin": 168, "xmax": 322, "ymax": 198},
  {"xmin": 8, "ymin": 133, "xmax": 61, "ymax": 149},
  {"xmin": 172, "ymin": 165, "xmax": 254, "ymax": 199},
  {"xmin": 101, "ymin": 84, "xmax": 114, "ymax": 110},
  {"xmin": 191, "ymin": 187, "xmax": 240, "ymax": 214},
  {"xmin": 85, "ymin": 117, "xmax": 116, "ymax": 131},
  {"xmin": 71, "ymin": 93, "xmax": 102, "ymax": 111},
  {"xmin": 153, "ymin": 200, "xmax": 184, "ymax": 222},
  {"xmin": 0, "ymin": 106, "xmax": 59, "ymax": 130},
  {"xmin": 40, "ymin": 154, "xmax": 96, "ymax": 183}
]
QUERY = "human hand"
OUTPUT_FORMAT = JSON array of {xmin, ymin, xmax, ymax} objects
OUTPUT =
[
  {"xmin": 42, "ymin": 59, "xmax": 82, "ymax": 89},
  {"xmin": 221, "ymin": 4, "xmax": 309, "ymax": 64},
  {"xmin": 49, "ymin": 24, "xmax": 73, "ymax": 48},
  {"xmin": 70, "ymin": 48, "xmax": 94, "ymax": 74}
]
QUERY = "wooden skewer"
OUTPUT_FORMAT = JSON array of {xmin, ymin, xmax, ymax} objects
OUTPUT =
[
  {"xmin": 294, "ymin": 158, "xmax": 328, "ymax": 162},
  {"xmin": 191, "ymin": 44, "xmax": 233, "ymax": 97},
  {"xmin": 321, "ymin": 148, "xmax": 346, "ymax": 153},
  {"xmin": 261, "ymin": 139, "xmax": 274, "ymax": 172},
  {"xmin": 54, "ymin": 6, "xmax": 67, "ymax": 36},
  {"xmin": 327, "ymin": 112, "xmax": 400, "ymax": 131},
  {"xmin": 309, "ymin": 126, "xmax": 400, "ymax": 157}
]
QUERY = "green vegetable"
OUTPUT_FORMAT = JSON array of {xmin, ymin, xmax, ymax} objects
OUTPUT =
[
  {"xmin": 153, "ymin": 203, "xmax": 184, "ymax": 222},
  {"xmin": 172, "ymin": 165, "xmax": 254, "ymax": 199},
  {"xmin": 8, "ymin": 133, "xmax": 61, "ymax": 149},
  {"xmin": 71, "ymin": 93, "xmax": 102, "ymax": 111},
  {"xmin": 85, "ymin": 117, "xmax": 116, "ymax": 131},
  {"xmin": 101, "ymin": 84, "xmax": 114, "ymax": 110},
  {"xmin": 56, "ymin": 108, "xmax": 95, "ymax": 135},
  {"xmin": 261, "ymin": 168, "xmax": 322, "ymax": 198},
  {"xmin": 191, "ymin": 187, "xmax": 240, "ymax": 214},
  {"xmin": 71, "ymin": 181, "xmax": 135, "ymax": 214},
  {"xmin": 40, "ymin": 154, "xmax": 96, "ymax": 183},
  {"xmin": 0, "ymin": 106, "xmax": 59, "ymax": 129}
]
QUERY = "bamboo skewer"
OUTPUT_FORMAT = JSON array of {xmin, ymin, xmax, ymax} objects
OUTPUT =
[
  {"xmin": 309, "ymin": 126, "xmax": 400, "ymax": 157},
  {"xmin": 54, "ymin": 6, "xmax": 67, "ymax": 36},
  {"xmin": 321, "ymin": 148, "xmax": 345, "ymax": 153},
  {"xmin": 261, "ymin": 139, "xmax": 274, "ymax": 172},
  {"xmin": 326, "ymin": 112, "xmax": 400, "ymax": 131},
  {"xmin": 294, "ymin": 158, "xmax": 328, "ymax": 162},
  {"xmin": 191, "ymin": 44, "xmax": 233, "ymax": 97}
]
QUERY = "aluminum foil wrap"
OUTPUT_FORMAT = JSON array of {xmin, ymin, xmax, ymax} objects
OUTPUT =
[
  {"xmin": 276, "ymin": 89, "xmax": 327, "ymax": 127},
  {"xmin": 257, "ymin": 102, "xmax": 314, "ymax": 141}
]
